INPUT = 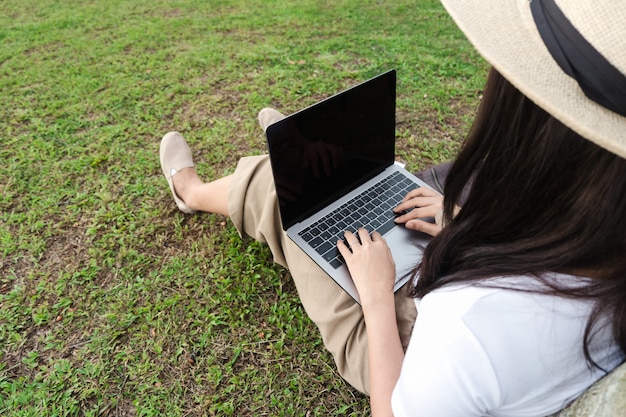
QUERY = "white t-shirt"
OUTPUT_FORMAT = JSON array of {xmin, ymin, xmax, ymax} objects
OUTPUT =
[{"xmin": 391, "ymin": 275, "xmax": 624, "ymax": 417}]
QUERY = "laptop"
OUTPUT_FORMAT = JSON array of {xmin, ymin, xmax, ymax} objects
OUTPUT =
[{"xmin": 265, "ymin": 69, "xmax": 432, "ymax": 303}]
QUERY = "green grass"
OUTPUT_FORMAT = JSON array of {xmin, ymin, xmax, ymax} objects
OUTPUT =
[{"xmin": 0, "ymin": 0, "xmax": 487, "ymax": 415}]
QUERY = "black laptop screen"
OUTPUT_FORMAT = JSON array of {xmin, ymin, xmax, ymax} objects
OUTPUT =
[{"xmin": 266, "ymin": 70, "xmax": 396, "ymax": 229}]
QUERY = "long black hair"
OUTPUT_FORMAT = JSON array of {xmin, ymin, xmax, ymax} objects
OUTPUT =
[{"xmin": 411, "ymin": 68, "xmax": 626, "ymax": 367}]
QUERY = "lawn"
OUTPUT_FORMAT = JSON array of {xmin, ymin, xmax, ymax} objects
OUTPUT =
[{"xmin": 0, "ymin": 0, "xmax": 487, "ymax": 415}]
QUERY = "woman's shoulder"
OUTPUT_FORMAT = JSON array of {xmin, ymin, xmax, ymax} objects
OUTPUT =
[
  {"xmin": 417, "ymin": 273, "xmax": 602, "ymax": 350},
  {"xmin": 417, "ymin": 272, "xmax": 595, "ymax": 316}
]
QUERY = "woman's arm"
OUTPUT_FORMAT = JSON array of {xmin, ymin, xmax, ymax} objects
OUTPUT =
[
  {"xmin": 338, "ymin": 228, "xmax": 404, "ymax": 417},
  {"xmin": 362, "ymin": 294, "xmax": 404, "ymax": 417}
]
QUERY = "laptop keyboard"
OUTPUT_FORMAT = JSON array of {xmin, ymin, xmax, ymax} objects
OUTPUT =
[{"xmin": 297, "ymin": 171, "xmax": 419, "ymax": 269}]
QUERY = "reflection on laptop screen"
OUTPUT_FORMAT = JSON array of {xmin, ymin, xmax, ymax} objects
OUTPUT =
[{"xmin": 266, "ymin": 70, "xmax": 396, "ymax": 228}]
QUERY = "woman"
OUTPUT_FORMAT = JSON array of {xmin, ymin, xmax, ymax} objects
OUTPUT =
[{"xmin": 159, "ymin": 0, "xmax": 626, "ymax": 415}]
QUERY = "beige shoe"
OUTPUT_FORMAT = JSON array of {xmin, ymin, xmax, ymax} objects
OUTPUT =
[
  {"xmin": 257, "ymin": 108, "xmax": 286, "ymax": 132},
  {"xmin": 159, "ymin": 131, "xmax": 197, "ymax": 214}
]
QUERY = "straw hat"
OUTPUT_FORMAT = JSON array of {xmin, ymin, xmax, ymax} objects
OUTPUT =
[{"xmin": 440, "ymin": 0, "xmax": 626, "ymax": 159}]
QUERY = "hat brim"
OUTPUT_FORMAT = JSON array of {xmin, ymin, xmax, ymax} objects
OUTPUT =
[{"xmin": 440, "ymin": 0, "xmax": 626, "ymax": 159}]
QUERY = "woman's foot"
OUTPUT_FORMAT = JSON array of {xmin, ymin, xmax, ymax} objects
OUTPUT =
[
  {"xmin": 160, "ymin": 131, "xmax": 233, "ymax": 216},
  {"xmin": 258, "ymin": 108, "xmax": 286, "ymax": 132},
  {"xmin": 160, "ymin": 132, "xmax": 197, "ymax": 213}
]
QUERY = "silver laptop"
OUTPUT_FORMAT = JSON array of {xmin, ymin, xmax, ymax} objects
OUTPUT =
[{"xmin": 265, "ymin": 70, "xmax": 432, "ymax": 303}]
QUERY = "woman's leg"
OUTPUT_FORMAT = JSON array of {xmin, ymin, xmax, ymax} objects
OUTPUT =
[
  {"xmin": 170, "ymin": 168, "xmax": 231, "ymax": 215},
  {"xmin": 161, "ymin": 107, "xmax": 286, "ymax": 215},
  {"xmin": 159, "ymin": 109, "xmax": 417, "ymax": 395},
  {"xmin": 226, "ymin": 153, "xmax": 416, "ymax": 395}
]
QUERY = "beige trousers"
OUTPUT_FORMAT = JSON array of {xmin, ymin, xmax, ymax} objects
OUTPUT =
[{"xmin": 226, "ymin": 111, "xmax": 417, "ymax": 395}]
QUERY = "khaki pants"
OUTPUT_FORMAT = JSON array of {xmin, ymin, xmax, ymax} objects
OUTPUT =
[{"xmin": 228, "ymin": 151, "xmax": 417, "ymax": 395}]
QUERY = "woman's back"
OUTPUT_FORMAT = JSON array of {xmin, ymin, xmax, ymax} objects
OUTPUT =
[{"xmin": 394, "ymin": 275, "xmax": 624, "ymax": 416}]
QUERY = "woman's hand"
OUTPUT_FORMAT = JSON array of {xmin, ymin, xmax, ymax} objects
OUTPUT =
[
  {"xmin": 393, "ymin": 187, "xmax": 445, "ymax": 236},
  {"xmin": 337, "ymin": 228, "xmax": 396, "ymax": 306}
]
